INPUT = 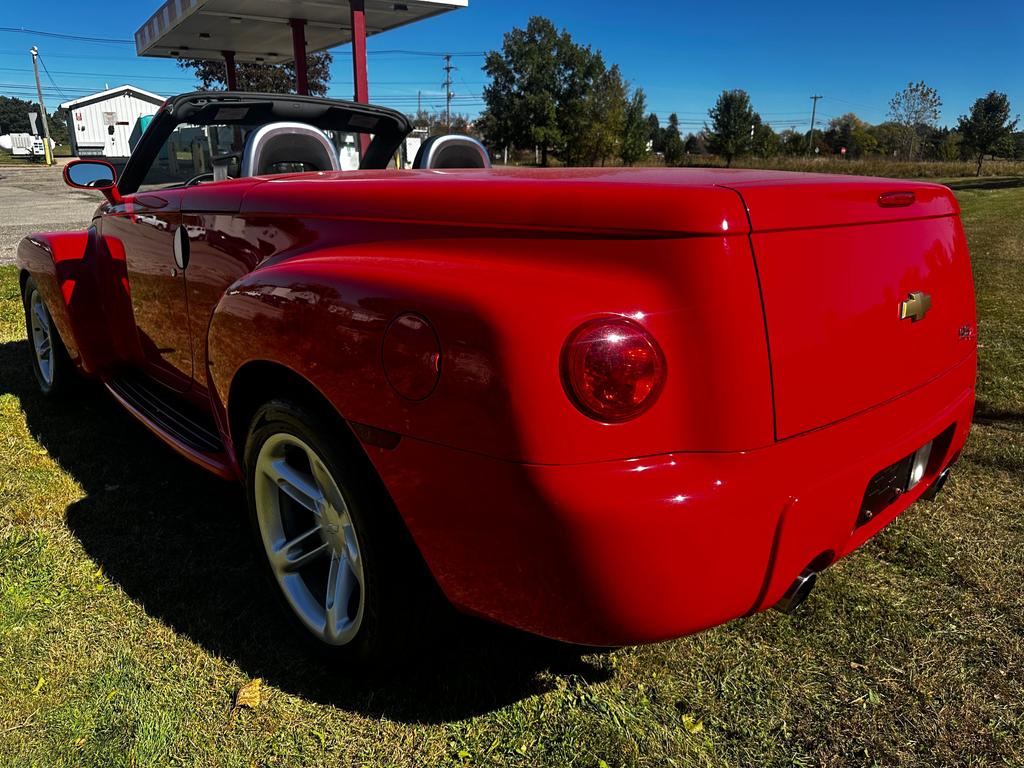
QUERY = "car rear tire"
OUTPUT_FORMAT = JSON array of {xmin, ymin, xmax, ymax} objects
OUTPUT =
[
  {"xmin": 243, "ymin": 399, "xmax": 428, "ymax": 666},
  {"xmin": 22, "ymin": 276, "xmax": 75, "ymax": 396}
]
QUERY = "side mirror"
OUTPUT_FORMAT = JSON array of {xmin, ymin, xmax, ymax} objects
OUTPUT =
[{"xmin": 64, "ymin": 159, "xmax": 122, "ymax": 203}]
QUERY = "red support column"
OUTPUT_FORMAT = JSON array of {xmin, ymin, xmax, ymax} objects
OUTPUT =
[
  {"xmin": 350, "ymin": 0, "xmax": 369, "ymax": 104},
  {"xmin": 223, "ymin": 50, "xmax": 237, "ymax": 91},
  {"xmin": 290, "ymin": 18, "xmax": 309, "ymax": 95},
  {"xmin": 350, "ymin": 0, "xmax": 371, "ymax": 156}
]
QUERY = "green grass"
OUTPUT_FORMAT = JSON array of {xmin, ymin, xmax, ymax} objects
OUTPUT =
[{"xmin": 1, "ymin": 181, "xmax": 1022, "ymax": 767}]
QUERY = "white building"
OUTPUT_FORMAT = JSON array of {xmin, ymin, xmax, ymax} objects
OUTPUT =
[{"xmin": 60, "ymin": 86, "xmax": 165, "ymax": 160}]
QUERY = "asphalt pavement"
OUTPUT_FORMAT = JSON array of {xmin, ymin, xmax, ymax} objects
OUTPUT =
[{"xmin": 0, "ymin": 161, "xmax": 99, "ymax": 266}]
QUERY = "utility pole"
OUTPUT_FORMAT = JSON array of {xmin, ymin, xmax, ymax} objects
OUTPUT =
[
  {"xmin": 29, "ymin": 46, "xmax": 54, "ymax": 166},
  {"xmin": 442, "ymin": 54, "xmax": 455, "ymax": 132},
  {"xmin": 807, "ymin": 95, "xmax": 822, "ymax": 156}
]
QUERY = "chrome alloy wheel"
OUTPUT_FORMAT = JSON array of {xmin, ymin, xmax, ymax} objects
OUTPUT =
[
  {"xmin": 254, "ymin": 433, "xmax": 365, "ymax": 646},
  {"xmin": 28, "ymin": 289, "xmax": 54, "ymax": 387}
]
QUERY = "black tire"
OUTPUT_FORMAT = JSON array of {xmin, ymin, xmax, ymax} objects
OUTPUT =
[
  {"xmin": 22, "ymin": 275, "xmax": 75, "ymax": 397},
  {"xmin": 243, "ymin": 398, "xmax": 430, "ymax": 667}
]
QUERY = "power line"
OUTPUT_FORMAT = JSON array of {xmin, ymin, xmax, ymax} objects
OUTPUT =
[
  {"xmin": 0, "ymin": 26, "xmax": 134, "ymax": 45},
  {"xmin": 37, "ymin": 55, "xmax": 68, "ymax": 101},
  {"xmin": 368, "ymin": 49, "xmax": 484, "ymax": 57}
]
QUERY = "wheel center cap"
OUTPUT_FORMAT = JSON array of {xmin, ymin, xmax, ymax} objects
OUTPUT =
[{"xmin": 325, "ymin": 523, "xmax": 340, "ymax": 535}]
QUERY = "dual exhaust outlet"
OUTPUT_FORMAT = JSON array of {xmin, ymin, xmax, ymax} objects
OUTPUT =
[{"xmin": 774, "ymin": 467, "xmax": 953, "ymax": 615}]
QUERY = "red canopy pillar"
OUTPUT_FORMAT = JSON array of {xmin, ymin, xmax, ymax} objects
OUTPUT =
[
  {"xmin": 350, "ymin": 0, "xmax": 371, "ymax": 156},
  {"xmin": 290, "ymin": 18, "xmax": 309, "ymax": 95},
  {"xmin": 223, "ymin": 50, "xmax": 238, "ymax": 91},
  {"xmin": 350, "ymin": 0, "xmax": 369, "ymax": 104}
]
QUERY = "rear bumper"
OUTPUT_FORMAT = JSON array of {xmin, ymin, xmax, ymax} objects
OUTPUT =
[{"xmin": 367, "ymin": 355, "xmax": 976, "ymax": 646}]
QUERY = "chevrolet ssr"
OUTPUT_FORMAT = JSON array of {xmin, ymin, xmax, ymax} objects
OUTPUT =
[{"xmin": 16, "ymin": 92, "xmax": 977, "ymax": 663}]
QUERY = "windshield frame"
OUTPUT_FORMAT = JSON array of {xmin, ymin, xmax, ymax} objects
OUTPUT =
[{"xmin": 117, "ymin": 91, "xmax": 412, "ymax": 196}]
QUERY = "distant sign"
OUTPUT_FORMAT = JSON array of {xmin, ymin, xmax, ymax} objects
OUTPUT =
[
  {"xmin": 103, "ymin": 112, "xmax": 118, "ymax": 127},
  {"xmin": 27, "ymin": 112, "xmax": 39, "ymax": 136}
]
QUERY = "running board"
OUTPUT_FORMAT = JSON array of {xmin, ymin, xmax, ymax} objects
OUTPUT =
[{"xmin": 105, "ymin": 373, "xmax": 235, "ymax": 479}]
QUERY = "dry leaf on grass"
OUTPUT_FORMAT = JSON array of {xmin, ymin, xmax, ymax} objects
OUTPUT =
[{"xmin": 234, "ymin": 678, "xmax": 263, "ymax": 710}]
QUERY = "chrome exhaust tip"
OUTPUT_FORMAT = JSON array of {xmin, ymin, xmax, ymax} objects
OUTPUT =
[
  {"xmin": 921, "ymin": 468, "xmax": 951, "ymax": 502},
  {"xmin": 774, "ymin": 569, "xmax": 818, "ymax": 614}
]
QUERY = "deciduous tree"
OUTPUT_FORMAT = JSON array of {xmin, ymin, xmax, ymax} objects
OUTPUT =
[
  {"xmin": 887, "ymin": 81, "xmax": 941, "ymax": 161},
  {"xmin": 751, "ymin": 116, "xmax": 780, "ymax": 159},
  {"xmin": 707, "ymin": 89, "xmax": 755, "ymax": 167},
  {"xmin": 620, "ymin": 88, "xmax": 649, "ymax": 166},
  {"xmin": 178, "ymin": 52, "xmax": 333, "ymax": 97},
  {"xmin": 481, "ymin": 16, "xmax": 634, "ymax": 167},
  {"xmin": 481, "ymin": 17, "xmax": 565, "ymax": 166},
  {"xmin": 779, "ymin": 128, "xmax": 806, "ymax": 156},
  {"xmin": 957, "ymin": 91, "xmax": 1019, "ymax": 176}
]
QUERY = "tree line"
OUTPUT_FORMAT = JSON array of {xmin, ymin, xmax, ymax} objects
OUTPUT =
[
  {"xmin": 476, "ymin": 17, "xmax": 1022, "ymax": 175},
  {"xmin": 0, "ymin": 96, "xmax": 69, "ymax": 144},
  {"xmin": 4, "ymin": 21, "xmax": 1018, "ymax": 178}
]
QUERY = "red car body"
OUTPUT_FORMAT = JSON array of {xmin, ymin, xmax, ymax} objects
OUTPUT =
[{"xmin": 17, "ymin": 101, "xmax": 976, "ymax": 647}]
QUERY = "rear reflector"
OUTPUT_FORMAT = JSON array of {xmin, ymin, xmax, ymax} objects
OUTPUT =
[{"xmin": 878, "ymin": 191, "xmax": 916, "ymax": 208}]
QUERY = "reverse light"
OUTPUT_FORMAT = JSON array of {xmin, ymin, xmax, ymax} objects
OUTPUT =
[
  {"xmin": 908, "ymin": 441, "xmax": 933, "ymax": 489},
  {"xmin": 561, "ymin": 318, "xmax": 666, "ymax": 423}
]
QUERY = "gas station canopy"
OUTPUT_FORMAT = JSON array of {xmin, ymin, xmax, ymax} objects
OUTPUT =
[{"xmin": 135, "ymin": 0, "xmax": 468, "ymax": 65}]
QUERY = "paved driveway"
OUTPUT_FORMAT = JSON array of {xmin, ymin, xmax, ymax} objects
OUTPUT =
[{"xmin": 0, "ymin": 162, "xmax": 99, "ymax": 265}]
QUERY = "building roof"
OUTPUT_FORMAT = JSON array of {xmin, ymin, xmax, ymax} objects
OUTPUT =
[
  {"xmin": 59, "ymin": 85, "xmax": 166, "ymax": 111},
  {"xmin": 135, "ymin": 0, "xmax": 468, "ymax": 65}
]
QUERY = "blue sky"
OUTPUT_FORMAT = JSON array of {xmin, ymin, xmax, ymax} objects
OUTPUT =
[{"xmin": 1, "ymin": 0, "xmax": 1021, "ymax": 131}]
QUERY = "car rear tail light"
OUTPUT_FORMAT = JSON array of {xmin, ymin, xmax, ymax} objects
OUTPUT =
[{"xmin": 561, "ymin": 318, "xmax": 666, "ymax": 423}]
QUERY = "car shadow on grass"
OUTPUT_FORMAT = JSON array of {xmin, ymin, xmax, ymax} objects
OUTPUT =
[
  {"xmin": 0, "ymin": 339, "xmax": 611, "ymax": 723},
  {"xmin": 943, "ymin": 176, "xmax": 1024, "ymax": 192}
]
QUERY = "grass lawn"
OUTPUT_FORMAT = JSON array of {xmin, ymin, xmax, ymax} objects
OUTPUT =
[{"xmin": 1, "ymin": 180, "xmax": 1022, "ymax": 767}]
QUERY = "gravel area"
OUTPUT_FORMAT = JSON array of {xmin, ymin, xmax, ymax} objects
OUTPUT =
[{"xmin": 0, "ymin": 162, "xmax": 99, "ymax": 265}]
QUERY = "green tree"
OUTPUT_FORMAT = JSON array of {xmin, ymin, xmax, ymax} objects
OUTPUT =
[
  {"xmin": 779, "ymin": 128, "xmax": 806, "ymax": 156},
  {"xmin": 554, "ymin": 31, "xmax": 607, "ymax": 166},
  {"xmin": 620, "ymin": 88, "xmax": 649, "ymax": 166},
  {"xmin": 481, "ymin": 16, "xmax": 634, "ymax": 167},
  {"xmin": 579, "ymin": 64, "xmax": 627, "ymax": 165},
  {"xmin": 645, "ymin": 112, "xmax": 664, "ymax": 153},
  {"xmin": 707, "ymin": 89, "xmax": 756, "ymax": 167},
  {"xmin": 481, "ymin": 17, "xmax": 564, "ymax": 166},
  {"xmin": 824, "ymin": 113, "xmax": 865, "ymax": 155},
  {"xmin": 957, "ymin": 91, "xmax": 1019, "ymax": 176},
  {"xmin": 934, "ymin": 129, "xmax": 963, "ymax": 161},
  {"xmin": 178, "ymin": 52, "xmax": 333, "ymax": 97},
  {"xmin": 887, "ymin": 81, "xmax": 942, "ymax": 160},
  {"xmin": 1014, "ymin": 131, "xmax": 1024, "ymax": 160},
  {"xmin": 868, "ymin": 121, "xmax": 904, "ymax": 158},
  {"xmin": 662, "ymin": 113, "xmax": 684, "ymax": 166},
  {"xmin": 0, "ymin": 95, "xmax": 35, "ymax": 135},
  {"xmin": 684, "ymin": 131, "xmax": 709, "ymax": 155},
  {"xmin": 0, "ymin": 96, "xmax": 67, "ymax": 146},
  {"xmin": 751, "ymin": 117, "xmax": 780, "ymax": 158},
  {"xmin": 412, "ymin": 110, "xmax": 480, "ymax": 139}
]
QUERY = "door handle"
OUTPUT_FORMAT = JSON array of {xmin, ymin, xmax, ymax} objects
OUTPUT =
[{"xmin": 173, "ymin": 226, "xmax": 190, "ymax": 271}]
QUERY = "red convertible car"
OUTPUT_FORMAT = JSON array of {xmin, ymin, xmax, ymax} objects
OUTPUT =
[{"xmin": 17, "ymin": 92, "xmax": 977, "ymax": 662}]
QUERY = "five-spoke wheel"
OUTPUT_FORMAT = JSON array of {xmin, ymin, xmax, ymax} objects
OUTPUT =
[
  {"xmin": 22, "ymin": 276, "xmax": 74, "ymax": 396},
  {"xmin": 244, "ymin": 399, "xmax": 429, "ymax": 664},
  {"xmin": 254, "ymin": 432, "xmax": 366, "ymax": 646}
]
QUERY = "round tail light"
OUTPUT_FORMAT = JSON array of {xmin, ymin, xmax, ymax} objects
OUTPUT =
[{"xmin": 561, "ymin": 318, "xmax": 666, "ymax": 423}]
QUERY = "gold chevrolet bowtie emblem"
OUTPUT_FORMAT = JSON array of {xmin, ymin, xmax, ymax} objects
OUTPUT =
[{"xmin": 900, "ymin": 291, "xmax": 932, "ymax": 322}]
